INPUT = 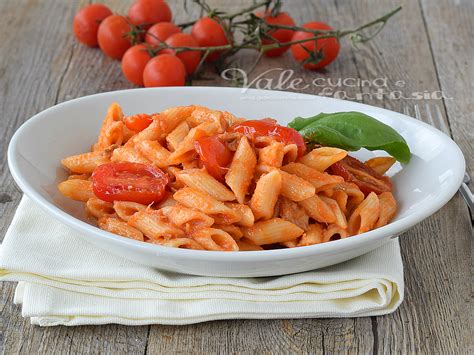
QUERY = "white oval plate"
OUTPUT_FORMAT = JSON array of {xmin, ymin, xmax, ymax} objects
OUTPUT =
[{"xmin": 8, "ymin": 87, "xmax": 465, "ymax": 277}]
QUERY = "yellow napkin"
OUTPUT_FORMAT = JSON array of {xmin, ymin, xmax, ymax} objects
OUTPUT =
[{"xmin": 0, "ymin": 196, "xmax": 403, "ymax": 326}]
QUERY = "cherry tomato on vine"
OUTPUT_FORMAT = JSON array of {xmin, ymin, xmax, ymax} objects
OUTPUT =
[
  {"xmin": 143, "ymin": 54, "xmax": 186, "ymax": 87},
  {"xmin": 128, "ymin": 0, "xmax": 172, "ymax": 29},
  {"xmin": 121, "ymin": 44, "xmax": 153, "ymax": 86},
  {"xmin": 329, "ymin": 156, "xmax": 393, "ymax": 195},
  {"xmin": 124, "ymin": 113, "xmax": 154, "ymax": 131},
  {"xmin": 191, "ymin": 17, "xmax": 229, "ymax": 62},
  {"xmin": 92, "ymin": 162, "xmax": 169, "ymax": 204},
  {"xmin": 230, "ymin": 119, "xmax": 306, "ymax": 157},
  {"xmin": 73, "ymin": 4, "xmax": 112, "ymax": 47},
  {"xmin": 290, "ymin": 22, "xmax": 340, "ymax": 70},
  {"xmin": 255, "ymin": 11, "xmax": 295, "ymax": 57},
  {"xmin": 98, "ymin": 15, "xmax": 133, "ymax": 60},
  {"xmin": 145, "ymin": 22, "xmax": 181, "ymax": 46},
  {"xmin": 194, "ymin": 136, "xmax": 234, "ymax": 182},
  {"xmin": 162, "ymin": 33, "xmax": 201, "ymax": 75}
]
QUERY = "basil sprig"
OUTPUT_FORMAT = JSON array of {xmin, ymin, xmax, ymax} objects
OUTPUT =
[{"xmin": 289, "ymin": 111, "xmax": 411, "ymax": 163}]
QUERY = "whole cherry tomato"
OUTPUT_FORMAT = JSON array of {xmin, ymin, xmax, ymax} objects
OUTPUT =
[
  {"xmin": 143, "ymin": 54, "xmax": 186, "ymax": 87},
  {"xmin": 290, "ymin": 22, "xmax": 340, "ymax": 70},
  {"xmin": 191, "ymin": 17, "xmax": 229, "ymax": 62},
  {"xmin": 98, "ymin": 15, "xmax": 133, "ymax": 60},
  {"xmin": 92, "ymin": 162, "xmax": 169, "ymax": 204},
  {"xmin": 73, "ymin": 4, "xmax": 112, "ymax": 47},
  {"xmin": 255, "ymin": 11, "xmax": 295, "ymax": 57},
  {"xmin": 128, "ymin": 0, "xmax": 172, "ymax": 29},
  {"xmin": 194, "ymin": 136, "xmax": 234, "ymax": 181},
  {"xmin": 230, "ymin": 119, "xmax": 306, "ymax": 157},
  {"xmin": 121, "ymin": 44, "xmax": 153, "ymax": 86},
  {"xmin": 124, "ymin": 113, "xmax": 153, "ymax": 131},
  {"xmin": 145, "ymin": 22, "xmax": 181, "ymax": 46},
  {"xmin": 329, "ymin": 156, "xmax": 393, "ymax": 195},
  {"xmin": 163, "ymin": 33, "xmax": 201, "ymax": 75}
]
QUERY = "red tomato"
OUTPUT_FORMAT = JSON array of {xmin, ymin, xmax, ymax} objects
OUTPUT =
[
  {"xmin": 73, "ymin": 4, "xmax": 112, "ymax": 47},
  {"xmin": 128, "ymin": 0, "xmax": 172, "ymax": 29},
  {"xmin": 145, "ymin": 22, "xmax": 181, "ymax": 46},
  {"xmin": 230, "ymin": 119, "xmax": 306, "ymax": 157},
  {"xmin": 194, "ymin": 136, "xmax": 234, "ymax": 181},
  {"xmin": 121, "ymin": 44, "xmax": 153, "ymax": 86},
  {"xmin": 143, "ymin": 54, "xmax": 186, "ymax": 87},
  {"xmin": 290, "ymin": 22, "xmax": 340, "ymax": 70},
  {"xmin": 124, "ymin": 113, "xmax": 153, "ymax": 131},
  {"xmin": 329, "ymin": 156, "xmax": 393, "ymax": 195},
  {"xmin": 191, "ymin": 17, "xmax": 229, "ymax": 62},
  {"xmin": 255, "ymin": 11, "xmax": 295, "ymax": 57},
  {"xmin": 98, "ymin": 15, "xmax": 133, "ymax": 60},
  {"xmin": 163, "ymin": 33, "xmax": 201, "ymax": 74},
  {"xmin": 92, "ymin": 162, "xmax": 169, "ymax": 204}
]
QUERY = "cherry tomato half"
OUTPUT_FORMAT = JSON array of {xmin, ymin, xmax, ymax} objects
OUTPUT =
[
  {"xmin": 121, "ymin": 44, "xmax": 153, "ymax": 86},
  {"xmin": 230, "ymin": 119, "xmax": 306, "ymax": 157},
  {"xmin": 255, "ymin": 11, "xmax": 295, "ymax": 57},
  {"xmin": 124, "ymin": 113, "xmax": 153, "ymax": 131},
  {"xmin": 290, "ymin": 22, "xmax": 340, "ymax": 70},
  {"xmin": 162, "ymin": 33, "xmax": 201, "ymax": 75},
  {"xmin": 329, "ymin": 156, "xmax": 393, "ymax": 195},
  {"xmin": 145, "ymin": 22, "xmax": 181, "ymax": 46},
  {"xmin": 194, "ymin": 136, "xmax": 234, "ymax": 181},
  {"xmin": 143, "ymin": 54, "xmax": 186, "ymax": 87},
  {"xmin": 191, "ymin": 17, "xmax": 229, "ymax": 62},
  {"xmin": 128, "ymin": 0, "xmax": 172, "ymax": 29},
  {"xmin": 98, "ymin": 15, "xmax": 133, "ymax": 60},
  {"xmin": 73, "ymin": 4, "xmax": 112, "ymax": 47},
  {"xmin": 92, "ymin": 162, "xmax": 169, "ymax": 204}
]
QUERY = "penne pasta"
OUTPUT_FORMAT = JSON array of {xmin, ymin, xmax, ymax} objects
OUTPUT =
[
  {"xmin": 365, "ymin": 157, "xmax": 396, "ymax": 175},
  {"xmin": 177, "ymin": 169, "xmax": 235, "ymax": 201},
  {"xmin": 62, "ymin": 147, "xmax": 113, "ymax": 174},
  {"xmin": 282, "ymin": 162, "xmax": 344, "ymax": 191},
  {"xmin": 375, "ymin": 192, "xmax": 397, "ymax": 228},
  {"xmin": 166, "ymin": 121, "xmax": 189, "ymax": 152},
  {"xmin": 86, "ymin": 198, "xmax": 116, "ymax": 219},
  {"xmin": 323, "ymin": 224, "xmax": 349, "ymax": 242},
  {"xmin": 299, "ymin": 223, "xmax": 325, "ymax": 246},
  {"xmin": 191, "ymin": 228, "xmax": 239, "ymax": 251},
  {"xmin": 95, "ymin": 103, "xmax": 124, "ymax": 151},
  {"xmin": 244, "ymin": 218, "xmax": 304, "ymax": 245},
  {"xmin": 58, "ymin": 179, "xmax": 94, "ymax": 202},
  {"xmin": 174, "ymin": 187, "xmax": 240, "ymax": 224},
  {"xmin": 128, "ymin": 209, "xmax": 185, "ymax": 240},
  {"xmin": 225, "ymin": 136, "xmax": 257, "ymax": 203},
  {"xmin": 299, "ymin": 194, "xmax": 336, "ymax": 224},
  {"xmin": 282, "ymin": 143, "xmax": 298, "ymax": 164},
  {"xmin": 111, "ymin": 145, "xmax": 151, "ymax": 164},
  {"xmin": 237, "ymin": 238, "xmax": 264, "ymax": 251},
  {"xmin": 98, "ymin": 217, "xmax": 144, "ymax": 241},
  {"xmin": 160, "ymin": 204, "xmax": 214, "ymax": 233},
  {"xmin": 279, "ymin": 170, "xmax": 315, "ymax": 202},
  {"xmin": 279, "ymin": 197, "xmax": 310, "ymax": 230},
  {"xmin": 298, "ymin": 147, "xmax": 347, "ymax": 172},
  {"xmin": 224, "ymin": 202, "xmax": 255, "ymax": 227},
  {"xmin": 157, "ymin": 237, "xmax": 205, "ymax": 250},
  {"xmin": 258, "ymin": 141, "xmax": 285, "ymax": 167},
  {"xmin": 113, "ymin": 201, "xmax": 147, "ymax": 221},
  {"xmin": 319, "ymin": 195, "xmax": 348, "ymax": 229},
  {"xmin": 250, "ymin": 170, "xmax": 282, "ymax": 220},
  {"xmin": 347, "ymin": 192, "xmax": 380, "ymax": 235},
  {"xmin": 213, "ymin": 224, "xmax": 243, "ymax": 241},
  {"xmin": 135, "ymin": 140, "xmax": 171, "ymax": 168}
]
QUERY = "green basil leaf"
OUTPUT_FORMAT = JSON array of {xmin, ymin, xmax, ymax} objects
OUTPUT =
[{"xmin": 289, "ymin": 112, "xmax": 411, "ymax": 163}]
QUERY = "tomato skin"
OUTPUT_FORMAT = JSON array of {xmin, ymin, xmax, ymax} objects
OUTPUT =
[
  {"xmin": 194, "ymin": 136, "xmax": 234, "ymax": 181},
  {"xmin": 230, "ymin": 120, "xmax": 306, "ymax": 157},
  {"xmin": 73, "ymin": 4, "xmax": 112, "ymax": 47},
  {"xmin": 128, "ymin": 0, "xmax": 172, "ymax": 29},
  {"xmin": 255, "ymin": 11, "xmax": 295, "ymax": 57},
  {"xmin": 121, "ymin": 44, "xmax": 153, "ymax": 86},
  {"xmin": 290, "ymin": 22, "xmax": 340, "ymax": 70},
  {"xmin": 191, "ymin": 17, "xmax": 229, "ymax": 62},
  {"xmin": 163, "ymin": 33, "xmax": 201, "ymax": 74},
  {"xmin": 98, "ymin": 15, "xmax": 133, "ymax": 60},
  {"xmin": 329, "ymin": 156, "xmax": 393, "ymax": 195},
  {"xmin": 124, "ymin": 113, "xmax": 153, "ymax": 131},
  {"xmin": 145, "ymin": 22, "xmax": 181, "ymax": 46},
  {"xmin": 143, "ymin": 54, "xmax": 186, "ymax": 87},
  {"xmin": 92, "ymin": 162, "xmax": 169, "ymax": 204}
]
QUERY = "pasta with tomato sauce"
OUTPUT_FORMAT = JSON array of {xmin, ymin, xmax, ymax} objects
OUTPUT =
[{"xmin": 58, "ymin": 103, "xmax": 398, "ymax": 251}]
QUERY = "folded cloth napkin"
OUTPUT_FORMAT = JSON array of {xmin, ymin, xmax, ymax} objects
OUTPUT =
[{"xmin": 0, "ymin": 196, "xmax": 404, "ymax": 326}]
